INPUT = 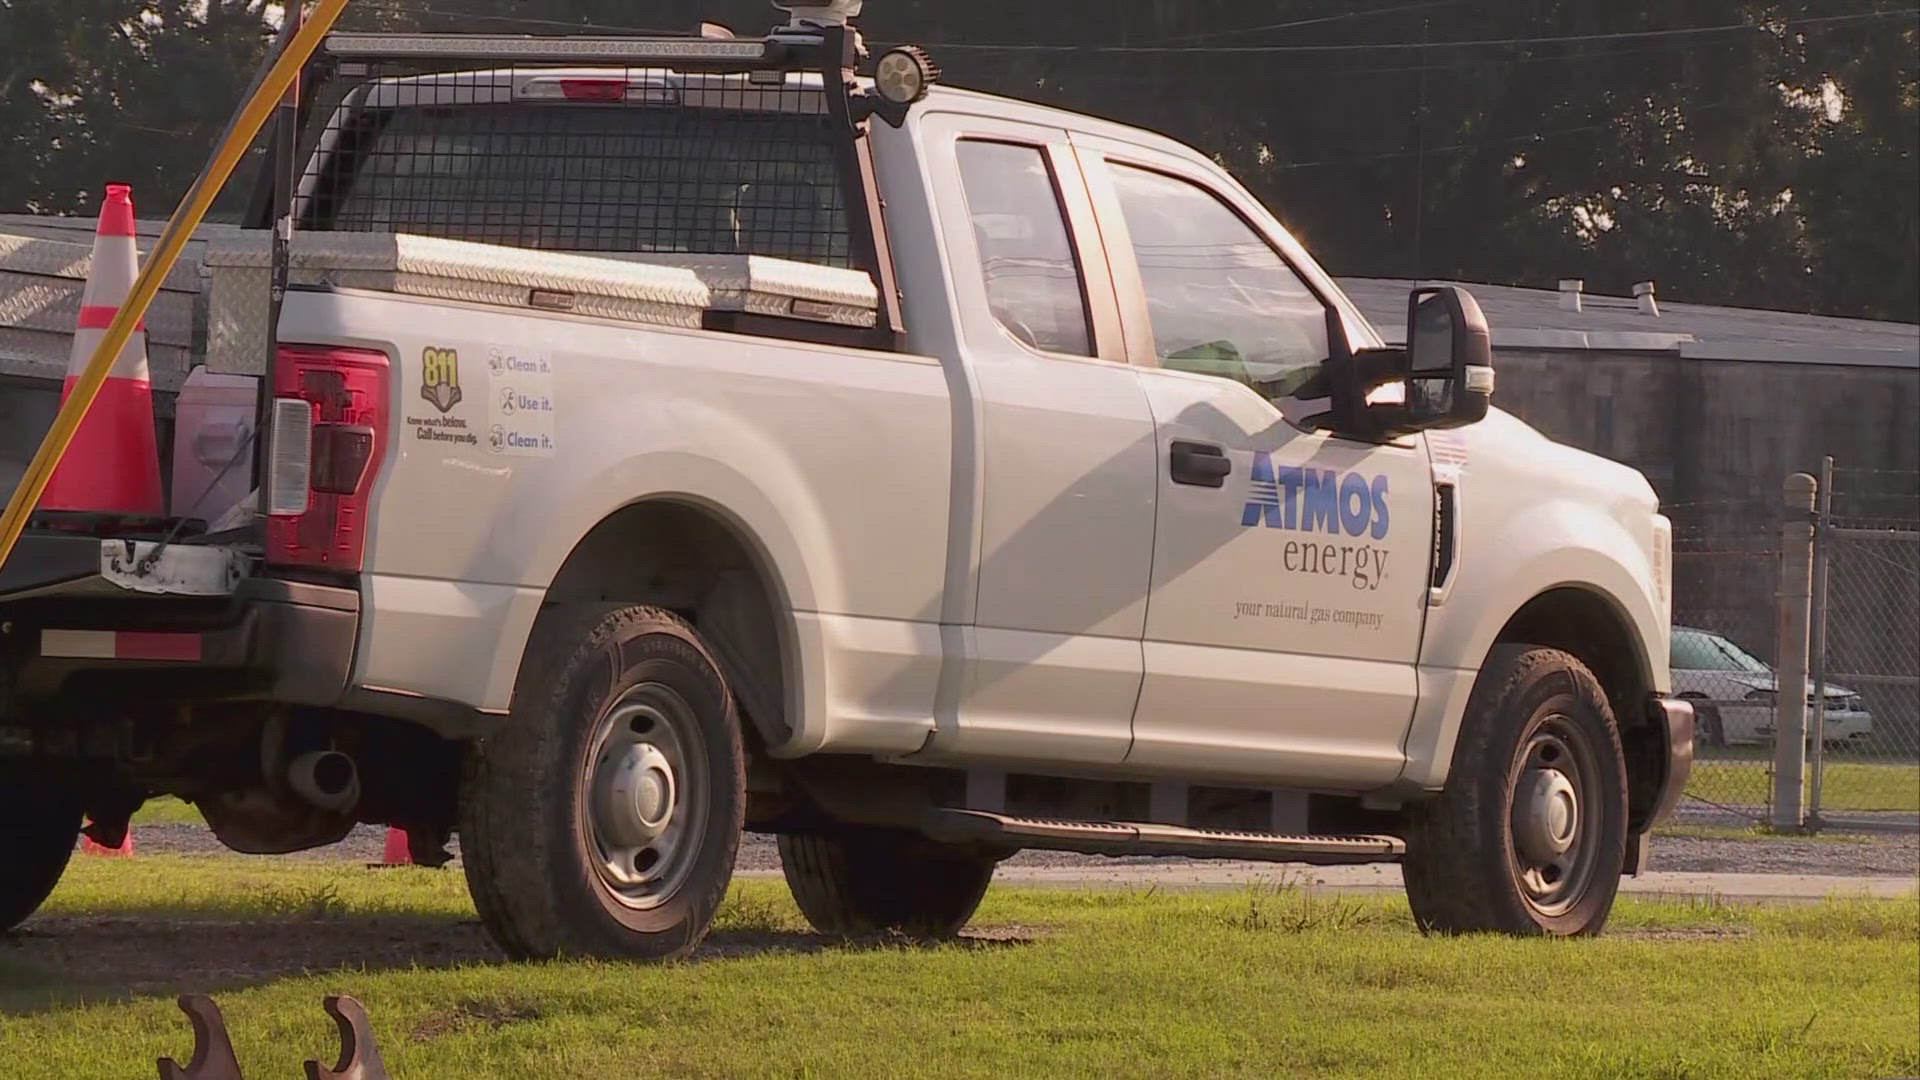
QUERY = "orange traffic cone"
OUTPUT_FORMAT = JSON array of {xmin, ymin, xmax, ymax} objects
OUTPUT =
[
  {"xmin": 80, "ymin": 819, "xmax": 135, "ymax": 857},
  {"xmin": 380, "ymin": 826, "xmax": 412, "ymax": 866},
  {"xmin": 39, "ymin": 183, "xmax": 164, "ymax": 516}
]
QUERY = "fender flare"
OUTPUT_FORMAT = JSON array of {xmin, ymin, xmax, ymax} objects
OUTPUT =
[
  {"xmin": 1400, "ymin": 502, "xmax": 1663, "ymax": 792},
  {"xmin": 502, "ymin": 444, "xmax": 836, "ymax": 757}
]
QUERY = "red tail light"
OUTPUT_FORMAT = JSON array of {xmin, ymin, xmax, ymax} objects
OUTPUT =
[
  {"xmin": 559, "ymin": 78, "xmax": 628, "ymax": 101},
  {"xmin": 266, "ymin": 345, "xmax": 389, "ymax": 572}
]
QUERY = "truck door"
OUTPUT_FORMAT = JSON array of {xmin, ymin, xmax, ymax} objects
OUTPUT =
[
  {"xmin": 1075, "ymin": 138, "xmax": 1435, "ymax": 789},
  {"xmin": 910, "ymin": 113, "xmax": 1155, "ymax": 767}
]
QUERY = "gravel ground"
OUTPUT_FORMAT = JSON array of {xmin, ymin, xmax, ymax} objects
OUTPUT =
[{"xmin": 107, "ymin": 820, "xmax": 1920, "ymax": 878}]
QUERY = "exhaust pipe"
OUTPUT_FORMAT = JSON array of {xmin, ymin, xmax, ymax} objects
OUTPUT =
[{"xmin": 287, "ymin": 750, "xmax": 360, "ymax": 814}]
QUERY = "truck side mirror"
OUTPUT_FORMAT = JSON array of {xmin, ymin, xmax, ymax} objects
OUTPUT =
[{"xmin": 1401, "ymin": 285, "xmax": 1493, "ymax": 430}]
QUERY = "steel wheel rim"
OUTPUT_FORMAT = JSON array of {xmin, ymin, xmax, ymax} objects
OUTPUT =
[
  {"xmin": 1508, "ymin": 714, "xmax": 1601, "ymax": 918},
  {"xmin": 584, "ymin": 682, "xmax": 708, "ymax": 910}
]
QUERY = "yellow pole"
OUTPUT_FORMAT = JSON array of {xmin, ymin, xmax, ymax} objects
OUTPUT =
[{"xmin": 0, "ymin": 0, "xmax": 351, "ymax": 570}]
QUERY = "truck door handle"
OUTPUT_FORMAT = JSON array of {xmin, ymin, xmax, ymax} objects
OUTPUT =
[{"xmin": 1169, "ymin": 441, "xmax": 1231, "ymax": 487}]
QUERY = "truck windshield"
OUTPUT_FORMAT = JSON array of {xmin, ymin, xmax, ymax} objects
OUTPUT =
[{"xmin": 304, "ymin": 101, "xmax": 853, "ymax": 267}]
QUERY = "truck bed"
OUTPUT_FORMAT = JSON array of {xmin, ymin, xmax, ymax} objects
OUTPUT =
[
  {"xmin": 0, "ymin": 216, "xmax": 884, "ymax": 509},
  {"xmin": 0, "ymin": 216, "xmax": 882, "ymax": 382}
]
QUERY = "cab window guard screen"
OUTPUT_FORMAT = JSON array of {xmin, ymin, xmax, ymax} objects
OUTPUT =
[
  {"xmin": 258, "ymin": 25, "xmax": 908, "ymax": 348},
  {"xmin": 298, "ymin": 75, "xmax": 852, "ymax": 268}
]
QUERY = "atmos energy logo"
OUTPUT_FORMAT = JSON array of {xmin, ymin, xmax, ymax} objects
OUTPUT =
[
  {"xmin": 1242, "ymin": 454, "xmax": 1389, "ymax": 538},
  {"xmin": 1241, "ymin": 452, "xmax": 1392, "ymax": 590}
]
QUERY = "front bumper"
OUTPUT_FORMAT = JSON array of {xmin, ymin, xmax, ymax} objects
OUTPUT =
[{"xmin": 1639, "ymin": 695, "xmax": 1696, "ymax": 829}]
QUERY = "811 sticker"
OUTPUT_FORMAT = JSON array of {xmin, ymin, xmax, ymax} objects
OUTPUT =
[{"xmin": 486, "ymin": 346, "xmax": 555, "ymax": 457}]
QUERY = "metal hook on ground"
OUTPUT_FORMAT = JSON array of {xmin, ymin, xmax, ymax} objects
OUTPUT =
[
  {"xmin": 157, "ymin": 995, "xmax": 244, "ymax": 1080},
  {"xmin": 305, "ymin": 995, "xmax": 390, "ymax": 1080},
  {"xmin": 155, "ymin": 993, "xmax": 390, "ymax": 1080}
]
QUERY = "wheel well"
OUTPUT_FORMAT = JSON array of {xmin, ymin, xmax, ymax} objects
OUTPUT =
[
  {"xmin": 545, "ymin": 500, "xmax": 792, "ymax": 749},
  {"xmin": 1494, "ymin": 587, "xmax": 1666, "ymax": 831}
]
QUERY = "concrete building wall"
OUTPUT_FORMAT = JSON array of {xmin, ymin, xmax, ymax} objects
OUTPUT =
[
  {"xmin": 1491, "ymin": 349, "xmax": 1920, "ymax": 511},
  {"xmin": 1489, "ymin": 350, "xmax": 1919, "ymax": 743}
]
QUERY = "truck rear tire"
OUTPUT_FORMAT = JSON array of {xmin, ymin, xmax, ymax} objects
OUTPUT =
[
  {"xmin": 1401, "ymin": 645, "xmax": 1628, "ymax": 937},
  {"xmin": 460, "ymin": 604, "xmax": 744, "ymax": 961},
  {"xmin": 0, "ymin": 773, "xmax": 82, "ymax": 932},
  {"xmin": 779, "ymin": 828, "xmax": 995, "ymax": 936}
]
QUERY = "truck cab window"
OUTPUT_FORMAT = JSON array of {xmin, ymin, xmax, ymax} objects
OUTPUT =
[
  {"xmin": 955, "ymin": 140, "xmax": 1094, "ymax": 357},
  {"xmin": 1108, "ymin": 163, "xmax": 1328, "ymax": 396}
]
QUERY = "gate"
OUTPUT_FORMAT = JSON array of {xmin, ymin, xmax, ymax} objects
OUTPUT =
[{"xmin": 1810, "ymin": 462, "xmax": 1920, "ymax": 832}]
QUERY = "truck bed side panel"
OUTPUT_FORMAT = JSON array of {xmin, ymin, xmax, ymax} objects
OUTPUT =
[{"xmin": 276, "ymin": 290, "xmax": 952, "ymax": 752}]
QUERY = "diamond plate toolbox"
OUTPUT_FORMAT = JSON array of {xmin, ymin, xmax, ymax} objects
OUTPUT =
[{"xmin": 202, "ymin": 232, "xmax": 714, "ymax": 374}]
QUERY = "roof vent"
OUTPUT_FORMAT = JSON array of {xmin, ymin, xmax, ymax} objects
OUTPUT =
[
  {"xmin": 1558, "ymin": 278, "xmax": 1583, "ymax": 313},
  {"xmin": 1633, "ymin": 280, "xmax": 1659, "ymax": 317}
]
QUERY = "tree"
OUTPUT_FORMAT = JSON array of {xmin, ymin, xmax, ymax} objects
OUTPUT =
[
  {"xmin": 0, "ymin": 0, "xmax": 272, "ymax": 216},
  {"xmin": 3, "ymin": 0, "xmax": 1913, "ymax": 321}
]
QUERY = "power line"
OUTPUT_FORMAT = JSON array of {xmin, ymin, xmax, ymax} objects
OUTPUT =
[
  {"xmin": 1157, "ymin": 0, "xmax": 1466, "ymax": 45},
  {"xmin": 1013, "ymin": 35, "xmax": 1766, "ymax": 84},
  {"xmin": 915, "ymin": 9, "xmax": 1918, "ymax": 55},
  {"xmin": 178, "ymin": 3, "xmax": 1920, "ymax": 58},
  {"xmin": 1257, "ymin": 99, "xmax": 1751, "ymax": 172}
]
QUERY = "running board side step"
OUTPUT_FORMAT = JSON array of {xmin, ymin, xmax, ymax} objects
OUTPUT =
[{"xmin": 922, "ymin": 808, "xmax": 1405, "ymax": 864}]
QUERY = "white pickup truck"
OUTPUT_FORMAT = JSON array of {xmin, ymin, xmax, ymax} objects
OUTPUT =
[{"xmin": 0, "ymin": 8, "xmax": 1691, "ymax": 955}]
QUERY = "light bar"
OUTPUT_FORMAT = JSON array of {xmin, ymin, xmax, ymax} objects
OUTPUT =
[{"xmin": 324, "ymin": 33, "xmax": 772, "ymax": 65}]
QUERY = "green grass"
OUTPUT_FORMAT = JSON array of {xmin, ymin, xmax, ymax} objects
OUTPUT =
[
  {"xmin": 1688, "ymin": 757, "xmax": 1920, "ymax": 812},
  {"xmin": 128, "ymin": 796, "xmax": 205, "ymax": 826},
  {"xmin": 2, "ymin": 857, "xmax": 1915, "ymax": 1078}
]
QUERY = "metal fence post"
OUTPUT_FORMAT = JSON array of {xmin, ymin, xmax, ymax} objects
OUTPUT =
[
  {"xmin": 1807, "ymin": 456, "xmax": 1833, "ymax": 828},
  {"xmin": 1773, "ymin": 472, "xmax": 1817, "ymax": 831}
]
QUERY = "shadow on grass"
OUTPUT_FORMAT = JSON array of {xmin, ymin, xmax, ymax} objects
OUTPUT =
[{"xmin": 0, "ymin": 912, "xmax": 1033, "ymax": 1017}]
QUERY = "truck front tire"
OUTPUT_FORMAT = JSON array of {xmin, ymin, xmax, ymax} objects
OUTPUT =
[
  {"xmin": 460, "ymin": 604, "xmax": 745, "ymax": 960},
  {"xmin": 0, "ymin": 773, "xmax": 82, "ymax": 932},
  {"xmin": 1401, "ymin": 645, "xmax": 1628, "ymax": 937},
  {"xmin": 779, "ymin": 828, "xmax": 996, "ymax": 937}
]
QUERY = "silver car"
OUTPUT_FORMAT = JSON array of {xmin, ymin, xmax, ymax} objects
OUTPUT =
[{"xmin": 1670, "ymin": 626, "xmax": 1873, "ymax": 747}]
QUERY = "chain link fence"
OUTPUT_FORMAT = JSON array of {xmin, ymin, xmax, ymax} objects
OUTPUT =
[
  {"xmin": 1811, "ymin": 467, "xmax": 1920, "ymax": 830},
  {"xmin": 1668, "ymin": 468, "xmax": 1920, "ymax": 833},
  {"xmin": 1668, "ymin": 497, "xmax": 1785, "ymax": 826}
]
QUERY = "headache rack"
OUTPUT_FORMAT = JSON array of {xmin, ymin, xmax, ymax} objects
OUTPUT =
[{"xmin": 242, "ymin": 6, "xmax": 940, "ymax": 355}]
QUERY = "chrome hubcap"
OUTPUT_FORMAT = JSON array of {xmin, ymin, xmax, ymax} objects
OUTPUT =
[{"xmin": 584, "ymin": 684, "xmax": 706, "ymax": 910}]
